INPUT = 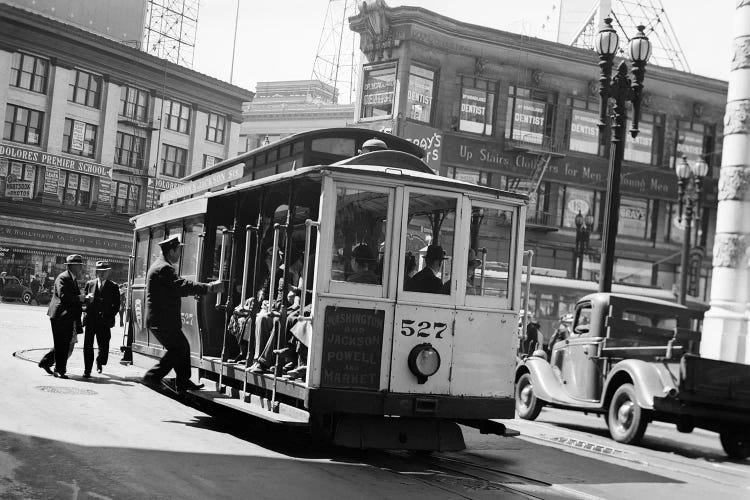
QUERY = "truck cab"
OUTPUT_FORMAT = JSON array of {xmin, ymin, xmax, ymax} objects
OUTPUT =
[{"xmin": 515, "ymin": 292, "xmax": 750, "ymax": 460}]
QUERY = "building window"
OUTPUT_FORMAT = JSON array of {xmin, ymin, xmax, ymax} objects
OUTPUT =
[
  {"xmin": 3, "ymin": 104, "xmax": 43, "ymax": 145},
  {"xmin": 0, "ymin": 161, "xmax": 38, "ymax": 200},
  {"xmin": 68, "ymin": 69, "xmax": 102, "ymax": 108},
  {"xmin": 505, "ymin": 86, "xmax": 556, "ymax": 146},
  {"xmin": 562, "ymin": 186, "xmax": 600, "ymax": 231},
  {"xmin": 164, "ymin": 99, "xmax": 191, "ymax": 134},
  {"xmin": 161, "ymin": 144, "xmax": 187, "ymax": 178},
  {"xmin": 114, "ymin": 131, "xmax": 146, "ymax": 169},
  {"xmin": 567, "ymin": 98, "xmax": 600, "ymax": 154},
  {"xmin": 624, "ymin": 112, "xmax": 663, "ymax": 165},
  {"xmin": 112, "ymin": 181, "xmax": 140, "ymax": 214},
  {"xmin": 446, "ymin": 167, "xmax": 489, "ymax": 186},
  {"xmin": 58, "ymin": 170, "xmax": 94, "ymax": 208},
  {"xmin": 618, "ymin": 196, "xmax": 653, "ymax": 239},
  {"xmin": 458, "ymin": 76, "xmax": 495, "ymax": 135},
  {"xmin": 10, "ymin": 52, "xmax": 48, "ymax": 94},
  {"xmin": 203, "ymin": 154, "xmax": 223, "ymax": 169},
  {"xmin": 206, "ymin": 113, "xmax": 226, "ymax": 143},
  {"xmin": 674, "ymin": 120, "xmax": 715, "ymax": 175},
  {"xmin": 63, "ymin": 118, "xmax": 98, "ymax": 158},
  {"xmin": 360, "ymin": 63, "xmax": 397, "ymax": 119},
  {"xmin": 407, "ymin": 64, "xmax": 436, "ymax": 124},
  {"xmin": 120, "ymin": 85, "xmax": 149, "ymax": 122}
]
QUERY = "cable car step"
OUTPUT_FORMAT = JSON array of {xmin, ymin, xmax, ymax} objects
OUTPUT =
[{"xmin": 190, "ymin": 389, "xmax": 310, "ymax": 426}]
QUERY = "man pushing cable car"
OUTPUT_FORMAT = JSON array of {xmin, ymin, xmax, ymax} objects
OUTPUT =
[{"xmin": 142, "ymin": 235, "xmax": 223, "ymax": 393}]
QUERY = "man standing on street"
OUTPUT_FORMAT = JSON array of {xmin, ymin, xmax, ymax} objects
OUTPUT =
[
  {"xmin": 142, "ymin": 235, "xmax": 223, "ymax": 392},
  {"xmin": 39, "ymin": 254, "xmax": 86, "ymax": 379},
  {"xmin": 82, "ymin": 261, "xmax": 120, "ymax": 378}
]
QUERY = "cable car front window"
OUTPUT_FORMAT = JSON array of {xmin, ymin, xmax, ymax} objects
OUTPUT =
[
  {"xmin": 403, "ymin": 192, "xmax": 457, "ymax": 295},
  {"xmin": 331, "ymin": 186, "xmax": 390, "ymax": 286},
  {"xmin": 468, "ymin": 205, "xmax": 514, "ymax": 299}
]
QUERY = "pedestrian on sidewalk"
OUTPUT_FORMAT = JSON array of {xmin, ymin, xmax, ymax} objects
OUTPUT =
[
  {"xmin": 142, "ymin": 235, "xmax": 223, "ymax": 392},
  {"xmin": 81, "ymin": 261, "xmax": 120, "ymax": 378},
  {"xmin": 39, "ymin": 254, "xmax": 86, "ymax": 379}
]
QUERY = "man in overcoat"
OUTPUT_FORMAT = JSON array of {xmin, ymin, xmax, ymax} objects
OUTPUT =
[
  {"xmin": 406, "ymin": 244, "xmax": 447, "ymax": 294},
  {"xmin": 82, "ymin": 261, "xmax": 120, "ymax": 377},
  {"xmin": 142, "ymin": 235, "xmax": 223, "ymax": 392},
  {"xmin": 39, "ymin": 254, "xmax": 86, "ymax": 378}
]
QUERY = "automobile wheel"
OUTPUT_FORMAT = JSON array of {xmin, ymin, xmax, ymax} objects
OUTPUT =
[
  {"xmin": 22, "ymin": 292, "xmax": 33, "ymax": 304},
  {"xmin": 607, "ymin": 383, "xmax": 648, "ymax": 445},
  {"xmin": 719, "ymin": 430, "xmax": 750, "ymax": 460},
  {"xmin": 515, "ymin": 373, "xmax": 543, "ymax": 420}
]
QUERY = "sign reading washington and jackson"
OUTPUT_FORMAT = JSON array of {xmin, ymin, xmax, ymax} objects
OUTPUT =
[
  {"xmin": 0, "ymin": 143, "xmax": 112, "ymax": 178},
  {"xmin": 159, "ymin": 164, "xmax": 244, "ymax": 204}
]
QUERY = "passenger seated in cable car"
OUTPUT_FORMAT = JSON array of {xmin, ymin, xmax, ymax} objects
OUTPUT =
[
  {"xmin": 347, "ymin": 243, "xmax": 379, "ymax": 284},
  {"xmin": 442, "ymin": 248, "xmax": 483, "ymax": 295},
  {"xmin": 406, "ymin": 244, "xmax": 448, "ymax": 294}
]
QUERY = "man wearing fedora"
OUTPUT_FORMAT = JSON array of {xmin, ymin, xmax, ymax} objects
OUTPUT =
[
  {"xmin": 143, "ymin": 235, "xmax": 223, "ymax": 393},
  {"xmin": 39, "ymin": 254, "xmax": 86, "ymax": 378},
  {"xmin": 406, "ymin": 244, "xmax": 447, "ymax": 294},
  {"xmin": 81, "ymin": 261, "xmax": 120, "ymax": 378}
]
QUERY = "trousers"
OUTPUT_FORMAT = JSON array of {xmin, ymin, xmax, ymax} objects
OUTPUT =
[
  {"xmin": 40, "ymin": 318, "xmax": 75, "ymax": 375},
  {"xmin": 83, "ymin": 324, "xmax": 111, "ymax": 373},
  {"xmin": 144, "ymin": 327, "xmax": 192, "ymax": 387}
]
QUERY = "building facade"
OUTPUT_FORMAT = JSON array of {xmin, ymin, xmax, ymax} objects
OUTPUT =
[
  {"xmin": 239, "ymin": 80, "xmax": 354, "ymax": 153},
  {"xmin": 0, "ymin": 3, "xmax": 253, "ymax": 284},
  {"xmin": 349, "ymin": 1, "xmax": 726, "ymax": 311}
]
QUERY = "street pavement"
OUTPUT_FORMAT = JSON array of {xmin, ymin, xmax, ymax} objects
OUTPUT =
[{"xmin": 1, "ymin": 301, "xmax": 749, "ymax": 499}]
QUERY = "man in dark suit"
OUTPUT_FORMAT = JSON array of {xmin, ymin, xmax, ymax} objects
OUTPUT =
[
  {"xmin": 39, "ymin": 254, "xmax": 86, "ymax": 379},
  {"xmin": 142, "ymin": 235, "xmax": 223, "ymax": 393},
  {"xmin": 81, "ymin": 261, "xmax": 120, "ymax": 377},
  {"xmin": 405, "ymin": 244, "xmax": 447, "ymax": 294}
]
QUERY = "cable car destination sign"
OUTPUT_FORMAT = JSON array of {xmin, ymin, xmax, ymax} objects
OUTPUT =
[{"xmin": 158, "ymin": 163, "xmax": 244, "ymax": 204}]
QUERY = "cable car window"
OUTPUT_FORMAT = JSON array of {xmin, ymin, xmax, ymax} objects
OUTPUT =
[
  {"xmin": 467, "ymin": 205, "xmax": 515, "ymax": 298},
  {"xmin": 403, "ymin": 192, "xmax": 458, "ymax": 294},
  {"xmin": 149, "ymin": 226, "xmax": 165, "ymax": 269},
  {"xmin": 331, "ymin": 186, "xmax": 390, "ymax": 286},
  {"xmin": 210, "ymin": 225, "xmax": 230, "ymax": 281},
  {"xmin": 181, "ymin": 219, "xmax": 203, "ymax": 277},
  {"xmin": 166, "ymin": 224, "xmax": 182, "ymax": 274},
  {"xmin": 134, "ymin": 229, "xmax": 149, "ymax": 280}
]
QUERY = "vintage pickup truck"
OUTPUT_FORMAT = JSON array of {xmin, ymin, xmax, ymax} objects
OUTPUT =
[{"xmin": 515, "ymin": 292, "xmax": 750, "ymax": 459}]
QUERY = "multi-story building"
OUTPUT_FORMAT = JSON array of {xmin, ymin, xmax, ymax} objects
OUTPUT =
[
  {"xmin": 349, "ymin": 1, "xmax": 726, "ymax": 313},
  {"xmin": 0, "ymin": 3, "xmax": 253, "ymax": 284},
  {"xmin": 239, "ymin": 80, "xmax": 354, "ymax": 154}
]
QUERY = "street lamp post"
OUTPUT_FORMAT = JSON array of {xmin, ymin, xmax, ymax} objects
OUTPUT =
[
  {"xmin": 574, "ymin": 211, "xmax": 594, "ymax": 280},
  {"xmin": 595, "ymin": 18, "xmax": 652, "ymax": 293},
  {"xmin": 676, "ymin": 156, "xmax": 709, "ymax": 305}
]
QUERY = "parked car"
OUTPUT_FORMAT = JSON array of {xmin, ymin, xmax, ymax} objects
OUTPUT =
[
  {"xmin": 0, "ymin": 275, "xmax": 34, "ymax": 304},
  {"xmin": 515, "ymin": 292, "xmax": 750, "ymax": 459}
]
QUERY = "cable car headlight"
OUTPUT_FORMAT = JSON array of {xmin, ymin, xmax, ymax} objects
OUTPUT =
[{"xmin": 407, "ymin": 343, "xmax": 441, "ymax": 384}]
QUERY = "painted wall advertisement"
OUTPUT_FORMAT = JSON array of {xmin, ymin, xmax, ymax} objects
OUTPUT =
[
  {"xmin": 677, "ymin": 130, "xmax": 704, "ymax": 162},
  {"xmin": 4, "ymin": 173, "xmax": 34, "ymax": 199},
  {"xmin": 624, "ymin": 122, "xmax": 653, "ymax": 163},
  {"xmin": 460, "ymin": 88, "xmax": 491, "ymax": 134},
  {"xmin": 401, "ymin": 122, "xmax": 441, "ymax": 172},
  {"xmin": 569, "ymin": 109, "xmax": 599, "ymax": 154},
  {"xmin": 511, "ymin": 98, "xmax": 546, "ymax": 145},
  {"xmin": 362, "ymin": 64, "xmax": 396, "ymax": 116}
]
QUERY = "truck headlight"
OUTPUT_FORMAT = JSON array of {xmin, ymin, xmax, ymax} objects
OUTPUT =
[{"xmin": 408, "ymin": 343, "xmax": 440, "ymax": 384}]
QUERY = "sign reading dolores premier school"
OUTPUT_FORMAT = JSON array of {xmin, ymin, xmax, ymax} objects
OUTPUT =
[{"xmin": 0, "ymin": 143, "xmax": 112, "ymax": 178}]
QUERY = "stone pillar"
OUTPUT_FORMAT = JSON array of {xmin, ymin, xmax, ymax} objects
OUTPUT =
[{"xmin": 701, "ymin": 1, "xmax": 750, "ymax": 363}]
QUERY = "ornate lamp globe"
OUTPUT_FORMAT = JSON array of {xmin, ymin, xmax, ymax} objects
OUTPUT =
[
  {"xmin": 629, "ymin": 25, "xmax": 652, "ymax": 63},
  {"xmin": 596, "ymin": 18, "xmax": 619, "ymax": 56}
]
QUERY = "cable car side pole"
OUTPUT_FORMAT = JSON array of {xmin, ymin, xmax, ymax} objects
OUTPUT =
[{"xmin": 242, "ymin": 210, "xmax": 263, "ymax": 399}]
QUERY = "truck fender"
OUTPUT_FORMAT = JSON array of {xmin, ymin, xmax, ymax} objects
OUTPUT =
[
  {"xmin": 517, "ymin": 357, "xmax": 581, "ymax": 407},
  {"xmin": 604, "ymin": 359, "xmax": 678, "ymax": 410}
]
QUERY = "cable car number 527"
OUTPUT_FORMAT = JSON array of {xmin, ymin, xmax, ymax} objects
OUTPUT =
[{"xmin": 400, "ymin": 319, "xmax": 448, "ymax": 339}]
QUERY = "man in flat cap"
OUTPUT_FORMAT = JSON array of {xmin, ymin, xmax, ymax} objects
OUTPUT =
[
  {"xmin": 142, "ymin": 235, "xmax": 223, "ymax": 393},
  {"xmin": 39, "ymin": 254, "xmax": 86, "ymax": 378},
  {"xmin": 81, "ymin": 261, "xmax": 120, "ymax": 378}
]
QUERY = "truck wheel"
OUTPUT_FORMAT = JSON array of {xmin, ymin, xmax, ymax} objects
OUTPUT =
[
  {"xmin": 22, "ymin": 292, "xmax": 32, "ymax": 304},
  {"xmin": 607, "ymin": 383, "xmax": 648, "ymax": 445},
  {"xmin": 515, "ymin": 373, "xmax": 543, "ymax": 420},
  {"xmin": 719, "ymin": 430, "xmax": 750, "ymax": 460}
]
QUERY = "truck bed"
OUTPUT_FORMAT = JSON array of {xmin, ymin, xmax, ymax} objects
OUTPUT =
[{"xmin": 678, "ymin": 354, "xmax": 750, "ymax": 411}]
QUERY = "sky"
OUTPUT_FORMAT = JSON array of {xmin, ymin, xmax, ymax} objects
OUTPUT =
[{"xmin": 191, "ymin": 0, "xmax": 735, "ymax": 93}]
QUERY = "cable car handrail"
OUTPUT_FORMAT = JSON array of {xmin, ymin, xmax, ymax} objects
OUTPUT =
[
  {"xmin": 300, "ymin": 219, "xmax": 320, "ymax": 317},
  {"xmin": 215, "ymin": 228, "xmax": 232, "ymax": 310}
]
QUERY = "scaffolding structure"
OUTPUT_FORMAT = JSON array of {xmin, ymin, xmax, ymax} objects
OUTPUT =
[
  {"xmin": 553, "ymin": 0, "xmax": 690, "ymax": 72},
  {"xmin": 143, "ymin": 0, "xmax": 200, "ymax": 68},
  {"xmin": 311, "ymin": 0, "xmax": 360, "ymax": 104}
]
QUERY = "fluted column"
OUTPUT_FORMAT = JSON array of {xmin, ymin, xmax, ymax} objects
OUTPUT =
[{"xmin": 702, "ymin": 1, "xmax": 750, "ymax": 363}]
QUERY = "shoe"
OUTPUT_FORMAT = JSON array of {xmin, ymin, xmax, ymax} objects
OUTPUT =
[
  {"xmin": 38, "ymin": 363, "xmax": 53, "ymax": 375},
  {"xmin": 83, "ymin": 372, "xmax": 91, "ymax": 378},
  {"xmin": 286, "ymin": 365, "xmax": 307, "ymax": 380},
  {"xmin": 283, "ymin": 361, "xmax": 296, "ymax": 371},
  {"xmin": 53, "ymin": 372, "xmax": 69, "ymax": 379},
  {"xmin": 248, "ymin": 362, "xmax": 266, "ymax": 374},
  {"xmin": 96, "ymin": 363, "xmax": 102, "ymax": 374},
  {"xmin": 178, "ymin": 380, "xmax": 204, "ymax": 391},
  {"xmin": 141, "ymin": 376, "xmax": 162, "ymax": 388},
  {"xmin": 273, "ymin": 347, "xmax": 291, "ymax": 356}
]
